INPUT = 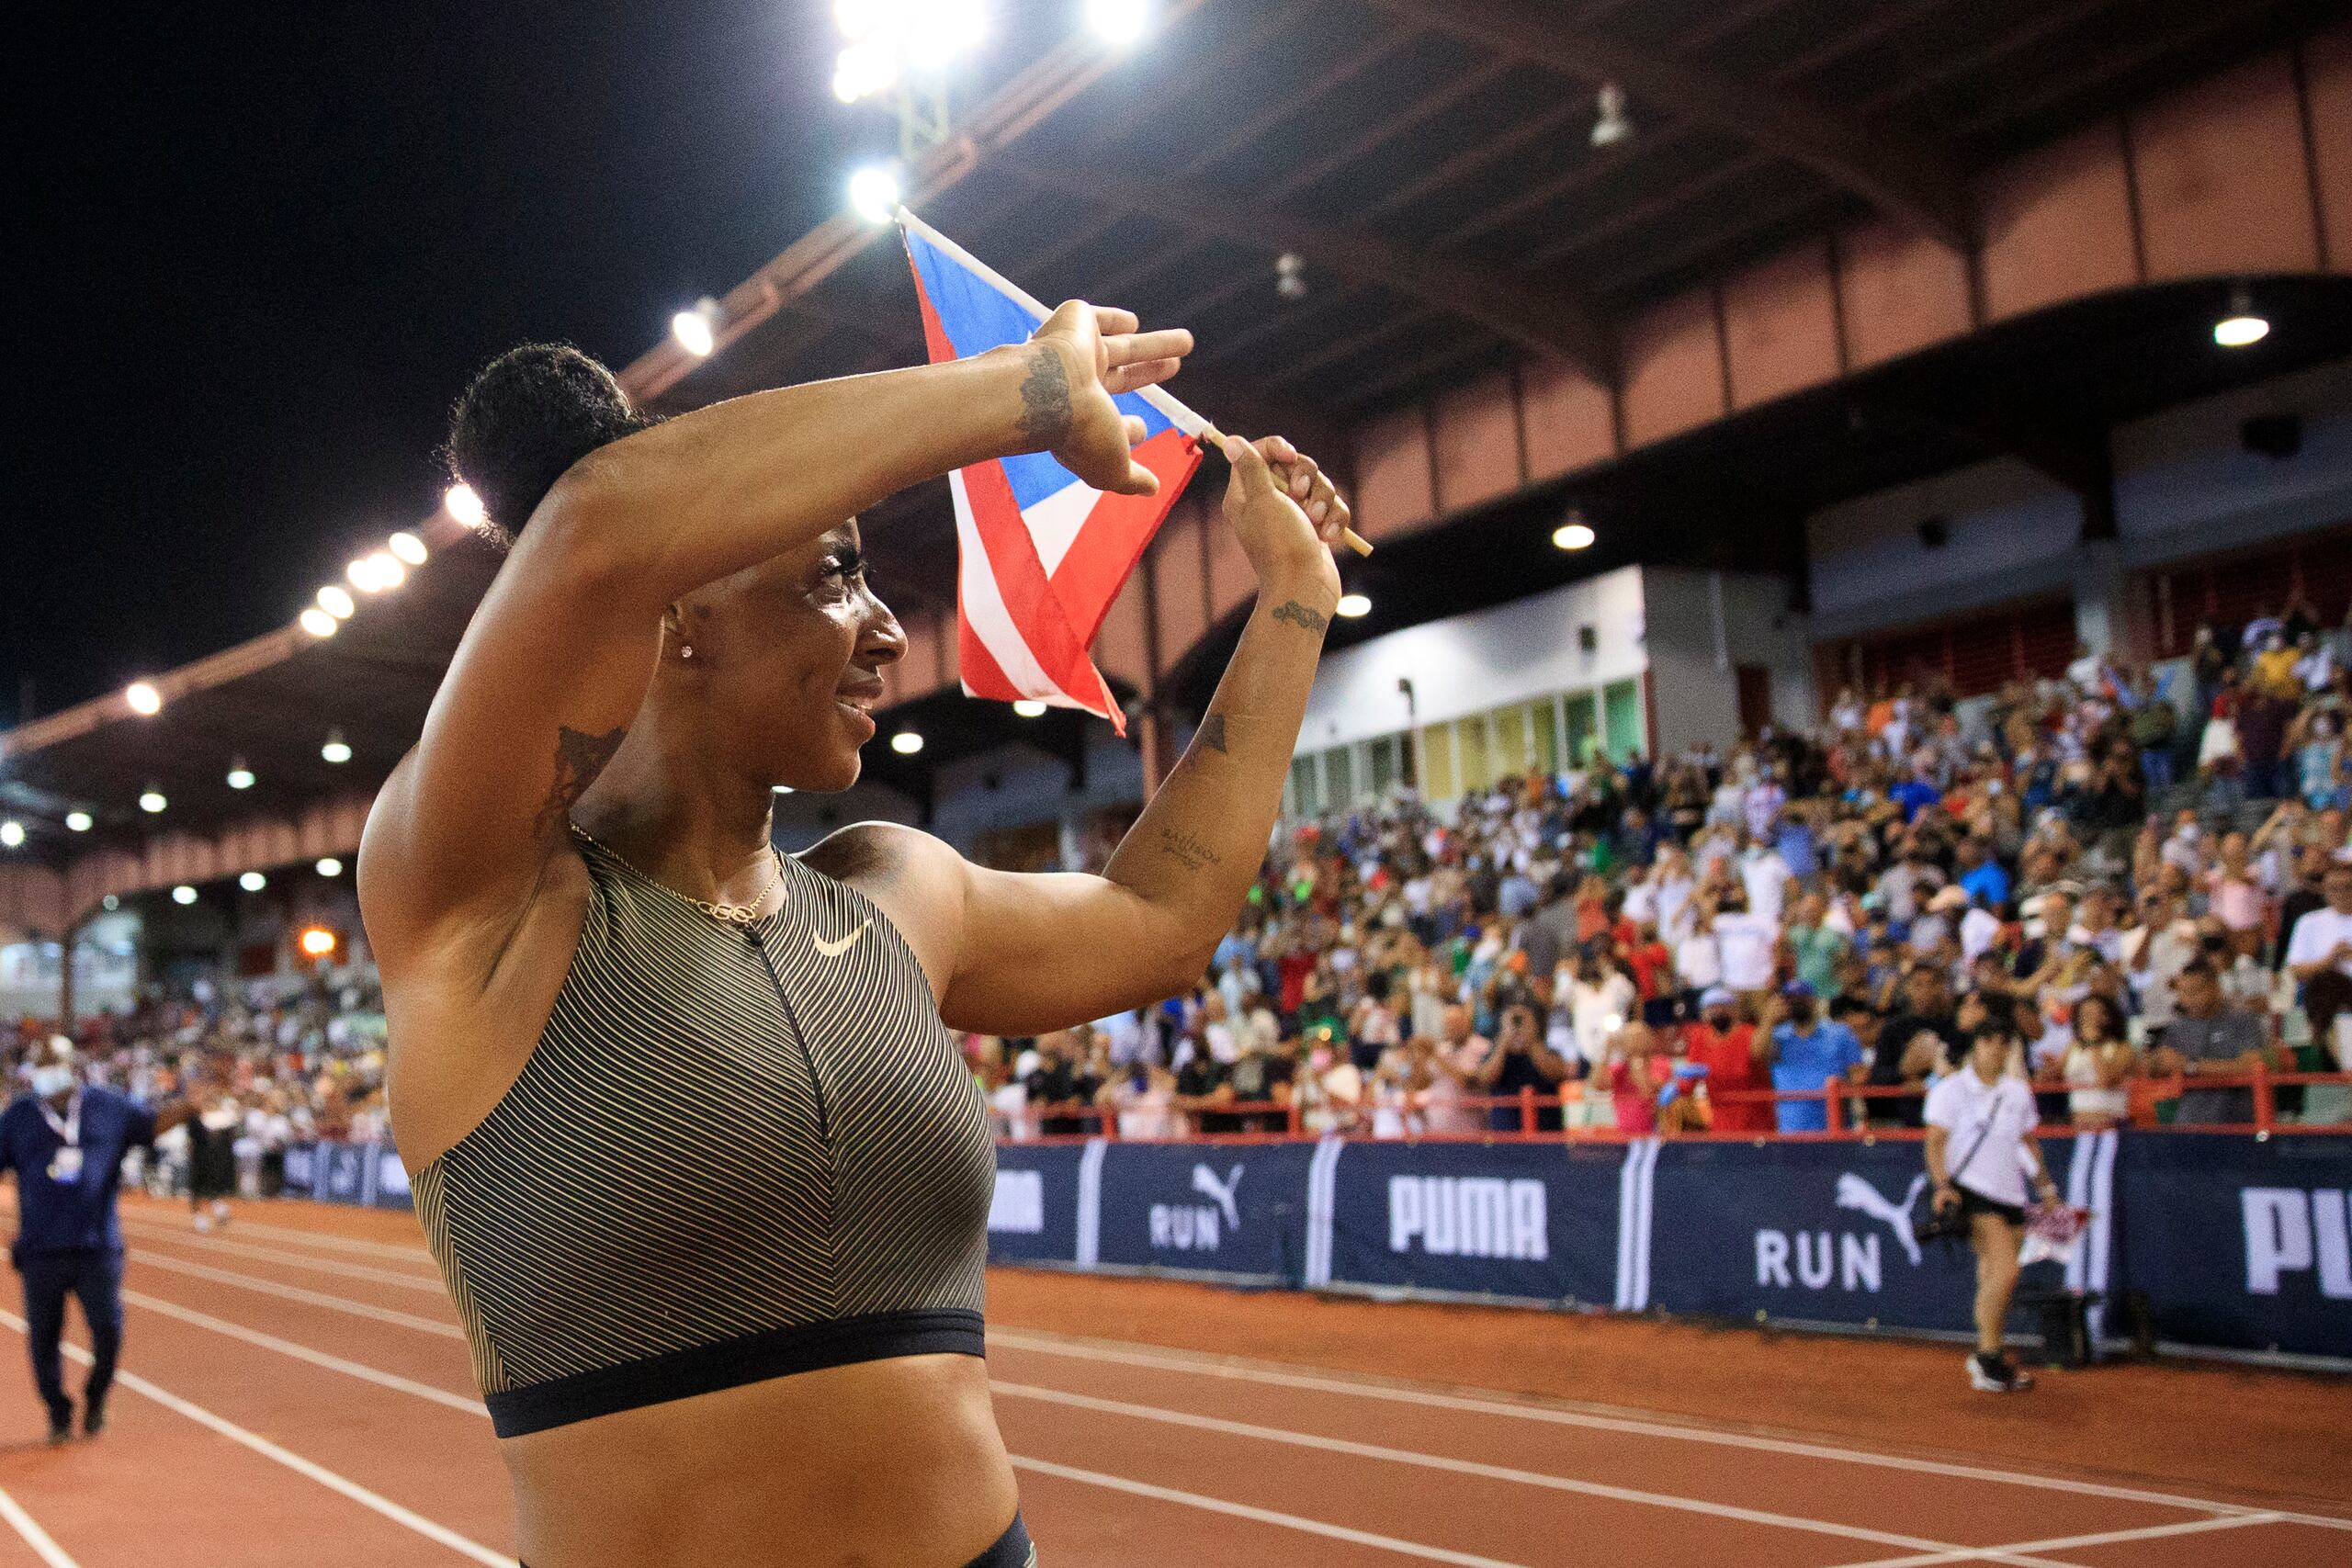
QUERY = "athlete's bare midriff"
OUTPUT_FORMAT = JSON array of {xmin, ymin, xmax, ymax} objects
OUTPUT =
[{"xmin": 502, "ymin": 1353, "xmax": 1016, "ymax": 1568}]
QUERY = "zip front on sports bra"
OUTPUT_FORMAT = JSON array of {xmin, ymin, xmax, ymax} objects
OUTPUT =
[{"xmin": 746, "ymin": 924, "xmax": 837, "ymax": 1148}]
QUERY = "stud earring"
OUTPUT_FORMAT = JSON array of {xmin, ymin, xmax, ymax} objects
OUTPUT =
[{"xmin": 680, "ymin": 644, "xmax": 695, "ymax": 660}]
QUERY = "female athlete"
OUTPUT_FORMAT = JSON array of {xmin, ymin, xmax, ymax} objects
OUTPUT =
[{"xmin": 356, "ymin": 300, "xmax": 1351, "ymax": 1567}]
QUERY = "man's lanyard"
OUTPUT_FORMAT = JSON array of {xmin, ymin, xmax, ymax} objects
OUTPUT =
[{"xmin": 37, "ymin": 1091, "xmax": 82, "ymax": 1149}]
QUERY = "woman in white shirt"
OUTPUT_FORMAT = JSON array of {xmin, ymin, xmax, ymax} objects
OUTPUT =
[
  {"xmin": 1924, "ymin": 1019, "xmax": 2063, "ymax": 1393},
  {"xmin": 2056, "ymin": 993, "xmax": 2135, "ymax": 1128}
]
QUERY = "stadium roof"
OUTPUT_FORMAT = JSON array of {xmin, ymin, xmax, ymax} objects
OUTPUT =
[{"xmin": 4, "ymin": 0, "xmax": 2347, "ymax": 876}]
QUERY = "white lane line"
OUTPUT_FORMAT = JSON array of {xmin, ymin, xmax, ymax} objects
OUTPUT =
[
  {"xmin": 992, "ymin": 1382, "xmax": 2074, "ymax": 1568},
  {"xmin": 1827, "ymin": 1512, "xmax": 2291, "ymax": 1568},
  {"xmin": 0, "ymin": 1486, "xmax": 82, "ymax": 1568},
  {"xmin": 119, "ymin": 1223, "xmax": 447, "ymax": 1292},
  {"xmin": 1012, "ymin": 1455, "xmax": 1532, "ymax": 1568},
  {"xmin": 127, "ymin": 1208, "xmax": 434, "ymax": 1264},
  {"xmin": 989, "ymin": 1329, "xmax": 2352, "ymax": 1529},
  {"xmin": 0, "ymin": 1308, "xmax": 514, "ymax": 1567},
  {"xmin": 124, "ymin": 1291, "xmax": 485, "ymax": 1416},
  {"xmin": 129, "ymin": 1254, "xmax": 466, "ymax": 1339}
]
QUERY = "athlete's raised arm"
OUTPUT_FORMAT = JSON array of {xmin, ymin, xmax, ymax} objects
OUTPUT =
[
  {"xmin": 869, "ymin": 435, "xmax": 1349, "ymax": 1034},
  {"xmin": 359, "ymin": 303, "xmax": 1191, "ymax": 969}
]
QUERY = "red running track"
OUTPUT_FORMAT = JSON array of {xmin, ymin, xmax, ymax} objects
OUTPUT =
[{"xmin": 0, "ymin": 1193, "xmax": 2343, "ymax": 1567}]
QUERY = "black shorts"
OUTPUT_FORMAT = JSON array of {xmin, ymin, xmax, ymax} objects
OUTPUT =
[
  {"xmin": 521, "ymin": 1511, "xmax": 1034, "ymax": 1568},
  {"xmin": 1955, "ymin": 1185, "xmax": 2026, "ymax": 1228}
]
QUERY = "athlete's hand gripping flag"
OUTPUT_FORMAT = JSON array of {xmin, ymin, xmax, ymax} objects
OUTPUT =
[{"xmin": 897, "ymin": 208, "xmax": 1366, "ymax": 733}]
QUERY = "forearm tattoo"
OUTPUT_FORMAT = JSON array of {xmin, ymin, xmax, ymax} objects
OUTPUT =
[
  {"xmin": 1155, "ymin": 827, "xmax": 1222, "ymax": 873},
  {"xmin": 1270, "ymin": 601, "xmax": 1329, "ymax": 634},
  {"xmin": 536, "ymin": 726, "xmax": 626, "ymax": 839},
  {"xmin": 1015, "ymin": 344, "xmax": 1074, "ymax": 446}
]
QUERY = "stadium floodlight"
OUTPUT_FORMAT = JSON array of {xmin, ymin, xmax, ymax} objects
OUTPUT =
[
  {"xmin": 172, "ymin": 885, "xmax": 198, "ymax": 905},
  {"xmin": 672, "ymin": 298, "xmax": 720, "ymax": 358},
  {"xmin": 65, "ymin": 811, "xmax": 93, "ymax": 833},
  {"xmin": 2215, "ymin": 286, "xmax": 2269, "ymax": 348},
  {"xmin": 322, "ymin": 728, "xmax": 353, "ymax": 764},
  {"xmin": 1087, "ymin": 0, "xmax": 1150, "ymax": 46},
  {"xmin": 833, "ymin": 33, "xmax": 899, "ymax": 103},
  {"xmin": 0, "ymin": 821, "xmax": 22, "ymax": 850},
  {"xmin": 139, "ymin": 788, "xmax": 167, "ymax": 815},
  {"xmin": 125, "ymin": 680, "xmax": 163, "ymax": 716},
  {"xmin": 300, "ymin": 607, "xmax": 339, "ymax": 638},
  {"xmin": 239, "ymin": 871, "xmax": 267, "ymax": 892},
  {"xmin": 347, "ymin": 555, "xmax": 383, "ymax": 592},
  {"xmin": 1336, "ymin": 592, "xmax": 1372, "ymax": 619},
  {"xmin": 849, "ymin": 164, "xmax": 902, "ymax": 224},
  {"xmin": 1591, "ymin": 82, "xmax": 1632, "ymax": 148},
  {"xmin": 445, "ymin": 482, "xmax": 487, "ymax": 525},
  {"xmin": 316, "ymin": 856, "xmax": 344, "ymax": 876},
  {"xmin": 226, "ymin": 759, "xmax": 256, "ymax": 790},
  {"xmin": 388, "ymin": 530, "xmax": 428, "ymax": 567},
  {"xmin": 317, "ymin": 584, "xmax": 356, "ymax": 619},
  {"xmin": 300, "ymin": 926, "xmax": 337, "ymax": 957},
  {"xmin": 1012, "ymin": 699, "xmax": 1048, "ymax": 718},
  {"xmin": 772, "ymin": 784, "xmax": 795, "ymax": 795},
  {"xmin": 891, "ymin": 729, "xmax": 925, "ymax": 755},
  {"xmin": 1553, "ymin": 518, "xmax": 1597, "ymax": 551},
  {"xmin": 363, "ymin": 550, "xmax": 404, "ymax": 591},
  {"xmin": 904, "ymin": 0, "xmax": 987, "ymax": 71}
]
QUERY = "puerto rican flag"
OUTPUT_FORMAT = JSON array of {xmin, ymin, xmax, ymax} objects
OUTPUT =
[{"xmin": 899, "ymin": 209, "xmax": 1207, "ymax": 735}]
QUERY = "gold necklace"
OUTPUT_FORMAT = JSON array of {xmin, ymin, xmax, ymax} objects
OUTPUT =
[{"xmin": 570, "ymin": 823, "xmax": 785, "ymax": 926}]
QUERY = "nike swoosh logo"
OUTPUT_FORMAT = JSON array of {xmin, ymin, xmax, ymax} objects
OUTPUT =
[{"xmin": 812, "ymin": 922, "xmax": 870, "ymax": 958}]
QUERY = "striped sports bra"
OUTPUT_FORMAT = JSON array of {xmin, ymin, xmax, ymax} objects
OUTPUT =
[{"xmin": 413, "ymin": 831, "xmax": 994, "ymax": 1438}]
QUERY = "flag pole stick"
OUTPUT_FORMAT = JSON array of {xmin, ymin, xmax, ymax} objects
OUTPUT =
[{"xmin": 898, "ymin": 206, "xmax": 1373, "ymax": 558}]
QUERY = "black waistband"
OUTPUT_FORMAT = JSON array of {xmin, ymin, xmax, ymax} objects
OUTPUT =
[
  {"xmin": 486, "ymin": 1307, "xmax": 986, "ymax": 1438},
  {"xmin": 519, "ymin": 1510, "xmax": 1030, "ymax": 1568}
]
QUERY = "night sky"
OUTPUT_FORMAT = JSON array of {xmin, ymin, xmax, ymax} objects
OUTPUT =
[{"xmin": 8, "ymin": 2, "xmax": 944, "ymax": 717}]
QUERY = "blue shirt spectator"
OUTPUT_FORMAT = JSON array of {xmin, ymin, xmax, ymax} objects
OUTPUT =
[
  {"xmin": 0, "ymin": 1085, "xmax": 155, "ymax": 1258},
  {"xmin": 1958, "ymin": 857, "xmax": 2010, "ymax": 909},
  {"xmin": 1768, "ymin": 987, "xmax": 1865, "ymax": 1133},
  {"xmin": 1888, "ymin": 776, "xmax": 1941, "ymax": 822}
]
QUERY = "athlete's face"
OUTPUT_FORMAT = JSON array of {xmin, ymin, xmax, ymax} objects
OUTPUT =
[{"xmin": 667, "ymin": 523, "xmax": 905, "ymax": 793}]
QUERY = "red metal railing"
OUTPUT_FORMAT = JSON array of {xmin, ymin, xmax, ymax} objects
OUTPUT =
[{"xmin": 991, "ymin": 1066, "xmax": 2352, "ymax": 1145}]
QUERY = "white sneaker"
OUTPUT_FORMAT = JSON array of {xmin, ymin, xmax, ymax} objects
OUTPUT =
[
  {"xmin": 1968, "ymin": 1352, "xmax": 2034, "ymax": 1393},
  {"xmin": 193, "ymin": 1214, "xmax": 213, "ymax": 1235}
]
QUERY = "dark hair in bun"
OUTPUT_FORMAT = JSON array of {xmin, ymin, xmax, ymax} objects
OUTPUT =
[{"xmin": 445, "ymin": 344, "xmax": 652, "ymax": 545}]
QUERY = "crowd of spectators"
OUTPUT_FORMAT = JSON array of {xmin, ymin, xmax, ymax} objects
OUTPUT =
[
  {"xmin": 976, "ymin": 610, "xmax": 2352, "ymax": 1142},
  {"xmin": 5, "ymin": 975, "xmax": 390, "ymax": 1199}
]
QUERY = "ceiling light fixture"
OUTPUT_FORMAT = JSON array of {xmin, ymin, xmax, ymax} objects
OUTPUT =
[
  {"xmin": 65, "ymin": 811, "xmax": 93, "ymax": 833},
  {"xmin": 1591, "ymin": 82, "xmax": 1632, "ymax": 148},
  {"xmin": 891, "ymin": 729, "xmax": 925, "ymax": 755},
  {"xmin": 226, "ymin": 760, "xmax": 255, "ymax": 790},
  {"xmin": 1336, "ymin": 592, "xmax": 1372, "ymax": 618},
  {"xmin": 1012, "ymin": 699, "xmax": 1048, "ymax": 718},
  {"xmin": 316, "ymin": 857, "xmax": 344, "ymax": 876},
  {"xmin": 1553, "ymin": 512, "xmax": 1597, "ymax": 551},
  {"xmin": 445, "ymin": 483, "xmax": 487, "ymax": 526},
  {"xmin": 672, "ymin": 298, "xmax": 720, "ymax": 357},
  {"xmin": 140, "ymin": 788, "xmax": 167, "ymax": 814},
  {"xmin": 2214, "ymin": 285, "xmax": 2269, "ymax": 348},
  {"xmin": 126, "ymin": 681, "xmax": 163, "ymax": 716},
  {"xmin": 322, "ymin": 728, "xmax": 353, "ymax": 764},
  {"xmin": 300, "ymin": 608, "xmax": 339, "ymax": 638},
  {"xmin": 239, "ymin": 871, "xmax": 267, "ymax": 892},
  {"xmin": 172, "ymin": 885, "xmax": 198, "ymax": 906}
]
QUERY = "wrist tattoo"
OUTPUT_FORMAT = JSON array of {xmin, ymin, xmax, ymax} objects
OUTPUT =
[
  {"xmin": 1195, "ymin": 715, "xmax": 1230, "ymax": 755},
  {"xmin": 1014, "ymin": 345, "xmax": 1073, "ymax": 446},
  {"xmin": 1155, "ymin": 827, "xmax": 1221, "ymax": 873},
  {"xmin": 1270, "ymin": 600, "xmax": 1329, "ymax": 634}
]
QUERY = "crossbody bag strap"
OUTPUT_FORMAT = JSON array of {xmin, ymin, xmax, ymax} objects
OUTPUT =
[{"xmin": 1944, "ymin": 1095, "xmax": 2003, "ymax": 1190}]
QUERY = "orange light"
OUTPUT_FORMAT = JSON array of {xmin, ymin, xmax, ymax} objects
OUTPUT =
[{"xmin": 299, "ymin": 927, "xmax": 337, "ymax": 958}]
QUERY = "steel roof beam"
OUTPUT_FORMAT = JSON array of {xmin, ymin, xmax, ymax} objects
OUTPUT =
[{"xmin": 1362, "ymin": 0, "xmax": 1974, "ymax": 249}]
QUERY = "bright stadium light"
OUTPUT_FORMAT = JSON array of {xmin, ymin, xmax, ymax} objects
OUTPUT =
[
  {"xmin": 832, "ymin": 33, "xmax": 899, "ymax": 102},
  {"xmin": 322, "ymin": 728, "xmax": 353, "ymax": 764},
  {"xmin": 300, "ymin": 607, "xmax": 339, "ymax": 638},
  {"xmin": 300, "ymin": 926, "xmax": 338, "ymax": 958},
  {"xmin": 226, "ymin": 759, "xmax": 255, "ymax": 790},
  {"xmin": 1087, "ymin": 0, "xmax": 1150, "ymax": 46},
  {"xmin": 347, "ymin": 555, "xmax": 384, "ymax": 592},
  {"xmin": 904, "ymin": 0, "xmax": 987, "ymax": 70},
  {"xmin": 172, "ymin": 885, "xmax": 198, "ymax": 906},
  {"xmin": 125, "ymin": 681, "xmax": 163, "ymax": 716},
  {"xmin": 849, "ymin": 164, "xmax": 902, "ymax": 224},
  {"xmin": 445, "ymin": 482, "xmax": 487, "ymax": 526},
  {"xmin": 65, "ymin": 811, "xmax": 93, "ymax": 833},
  {"xmin": 139, "ymin": 789, "xmax": 167, "ymax": 815},
  {"xmin": 362, "ymin": 550, "xmax": 404, "ymax": 591},
  {"xmin": 388, "ymin": 530, "xmax": 428, "ymax": 567},
  {"xmin": 0, "ymin": 821, "xmax": 23, "ymax": 850},
  {"xmin": 1554, "ymin": 513, "xmax": 1597, "ymax": 551},
  {"xmin": 1012, "ymin": 699, "xmax": 1048, "ymax": 718},
  {"xmin": 772, "ymin": 784, "xmax": 795, "ymax": 795},
  {"xmin": 317, "ymin": 584, "xmax": 356, "ymax": 619},
  {"xmin": 239, "ymin": 871, "xmax": 267, "ymax": 892},
  {"xmin": 891, "ymin": 729, "xmax": 925, "ymax": 755},
  {"xmin": 316, "ymin": 857, "xmax": 344, "ymax": 877},
  {"xmin": 673, "ymin": 298, "xmax": 720, "ymax": 358},
  {"xmin": 1336, "ymin": 592, "xmax": 1372, "ymax": 619}
]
